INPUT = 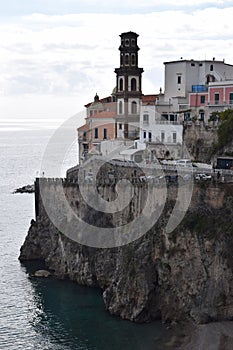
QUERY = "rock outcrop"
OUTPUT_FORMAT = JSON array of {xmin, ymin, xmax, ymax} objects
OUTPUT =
[
  {"xmin": 34, "ymin": 269, "xmax": 51, "ymax": 278},
  {"xmin": 14, "ymin": 184, "xmax": 34, "ymax": 194},
  {"xmin": 19, "ymin": 178, "xmax": 233, "ymax": 325}
]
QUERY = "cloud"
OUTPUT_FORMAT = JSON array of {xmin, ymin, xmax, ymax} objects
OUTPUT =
[
  {"xmin": 1, "ymin": 0, "xmax": 233, "ymax": 17},
  {"xmin": 1, "ymin": 6, "xmax": 233, "ymax": 118}
]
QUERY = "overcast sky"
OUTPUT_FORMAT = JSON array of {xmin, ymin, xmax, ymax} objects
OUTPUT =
[{"xmin": 1, "ymin": 0, "xmax": 233, "ymax": 122}]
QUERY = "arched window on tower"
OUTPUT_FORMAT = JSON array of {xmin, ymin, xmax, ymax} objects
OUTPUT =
[
  {"xmin": 119, "ymin": 101, "xmax": 123, "ymax": 114},
  {"xmin": 120, "ymin": 54, "xmax": 123, "ymax": 66},
  {"xmin": 125, "ymin": 39, "xmax": 129, "ymax": 46},
  {"xmin": 131, "ymin": 54, "xmax": 135, "ymax": 65},
  {"xmin": 119, "ymin": 78, "xmax": 123, "ymax": 91},
  {"xmin": 131, "ymin": 101, "xmax": 137, "ymax": 114},
  {"xmin": 131, "ymin": 78, "xmax": 136, "ymax": 91},
  {"xmin": 125, "ymin": 54, "xmax": 129, "ymax": 65}
]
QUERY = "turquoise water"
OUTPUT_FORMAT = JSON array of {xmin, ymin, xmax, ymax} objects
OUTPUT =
[{"xmin": 0, "ymin": 122, "xmax": 172, "ymax": 350}]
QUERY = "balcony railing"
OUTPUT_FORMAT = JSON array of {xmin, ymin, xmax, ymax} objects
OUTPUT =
[
  {"xmin": 124, "ymin": 131, "xmax": 139, "ymax": 140},
  {"xmin": 192, "ymin": 85, "xmax": 208, "ymax": 92},
  {"xmin": 207, "ymin": 100, "xmax": 233, "ymax": 106},
  {"xmin": 78, "ymin": 137, "xmax": 88, "ymax": 142},
  {"xmin": 155, "ymin": 120, "xmax": 180, "ymax": 125}
]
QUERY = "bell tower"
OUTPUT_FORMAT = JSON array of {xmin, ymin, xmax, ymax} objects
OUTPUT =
[{"xmin": 114, "ymin": 32, "xmax": 144, "ymax": 139}]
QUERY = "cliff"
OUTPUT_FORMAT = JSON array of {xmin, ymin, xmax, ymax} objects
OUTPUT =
[{"xmin": 19, "ymin": 176, "xmax": 233, "ymax": 325}]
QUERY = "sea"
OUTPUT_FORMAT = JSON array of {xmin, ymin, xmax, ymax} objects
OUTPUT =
[{"xmin": 0, "ymin": 118, "xmax": 177, "ymax": 350}]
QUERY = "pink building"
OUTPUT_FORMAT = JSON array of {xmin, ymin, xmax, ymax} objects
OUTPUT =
[{"xmin": 189, "ymin": 81, "xmax": 233, "ymax": 120}]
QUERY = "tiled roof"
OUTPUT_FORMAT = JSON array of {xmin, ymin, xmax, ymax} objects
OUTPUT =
[
  {"xmin": 77, "ymin": 123, "xmax": 89, "ymax": 132},
  {"xmin": 90, "ymin": 111, "xmax": 116, "ymax": 119},
  {"xmin": 84, "ymin": 96, "xmax": 112, "ymax": 108},
  {"xmin": 78, "ymin": 111, "xmax": 115, "ymax": 132},
  {"xmin": 142, "ymin": 94, "xmax": 158, "ymax": 104}
]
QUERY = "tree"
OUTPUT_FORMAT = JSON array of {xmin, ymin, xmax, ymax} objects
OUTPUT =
[{"xmin": 216, "ymin": 109, "xmax": 233, "ymax": 150}]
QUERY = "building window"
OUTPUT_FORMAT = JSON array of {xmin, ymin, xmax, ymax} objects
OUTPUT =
[
  {"xmin": 94, "ymin": 128, "xmax": 98, "ymax": 139},
  {"xmin": 125, "ymin": 39, "xmax": 129, "ymax": 46},
  {"xmin": 83, "ymin": 131, "xmax": 86, "ymax": 141},
  {"xmin": 119, "ymin": 101, "xmax": 123, "ymax": 114},
  {"xmin": 131, "ymin": 101, "xmax": 137, "ymax": 114},
  {"xmin": 210, "ymin": 64, "xmax": 213, "ymax": 71},
  {"xmin": 119, "ymin": 123, "xmax": 122, "ymax": 130},
  {"xmin": 199, "ymin": 63, "xmax": 203, "ymax": 67},
  {"xmin": 120, "ymin": 54, "xmax": 123, "ymax": 66},
  {"xmin": 229, "ymin": 93, "xmax": 233, "ymax": 104},
  {"xmin": 125, "ymin": 54, "xmax": 129, "ymax": 65},
  {"xmin": 206, "ymin": 74, "xmax": 215, "ymax": 84},
  {"xmin": 199, "ymin": 112, "xmax": 205, "ymax": 121},
  {"xmin": 191, "ymin": 63, "xmax": 195, "ymax": 67},
  {"xmin": 161, "ymin": 114, "xmax": 168, "ymax": 121},
  {"xmin": 148, "ymin": 132, "xmax": 152, "ymax": 142},
  {"xmin": 200, "ymin": 95, "xmax": 205, "ymax": 104},
  {"xmin": 131, "ymin": 38, "xmax": 135, "ymax": 46},
  {"xmin": 215, "ymin": 93, "xmax": 219, "ymax": 104},
  {"xmin": 172, "ymin": 132, "xmax": 177, "ymax": 143},
  {"xmin": 169, "ymin": 114, "xmax": 177, "ymax": 122},
  {"xmin": 143, "ymin": 113, "xmax": 149, "ymax": 124},
  {"xmin": 131, "ymin": 78, "xmax": 136, "ymax": 91},
  {"xmin": 83, "ymin": 144, "xmax": 88, "ymax": 153},
  {"xmin": 131, "ymin": 54, "xmax": 135, "ymax": 65},
  {"xmin": 177, "ymin": 75, "xmax": 182, "ymax": 84},
  {"xmin": 119, "ymin": 78, "xmax": 123, "ymax": 91},
  {"xmin": 90, "ymin": 110, "xmax": 93, "ymax": 117},
  {"xmin": 143, "ymin": 131, "xmax": 147, "ymax": 139},
  {"xmin": 184, "ymin": 112, "xmax": 191, "ymax": 121},
  {"xmin": 103, "ymin": 128, "xmax": 107, "ymax": 139},
  {"xmin": 161, "ymin": 131, "xmax": 165, "ymax": 143}
]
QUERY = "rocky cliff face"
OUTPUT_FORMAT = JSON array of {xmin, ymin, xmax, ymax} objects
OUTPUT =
[
  {"xmin": 183, "ymin": 121, "xmax": 218, "ymax": 162},
  {"xmin": 19, "ymin": 180, "xmax": 233, "ymax": 325}
]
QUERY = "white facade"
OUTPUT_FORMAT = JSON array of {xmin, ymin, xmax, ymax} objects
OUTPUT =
[
  {"xmin": 164, "ymin": 59, "xmax": 233, "ymax": 102},
  {"xmin": 140, "ymin": 105, "xmax": 183, "ymax": 145}
]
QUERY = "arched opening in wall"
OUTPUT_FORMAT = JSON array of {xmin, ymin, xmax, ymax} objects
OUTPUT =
[
  {"xmin": 120, "ymin": 54, "xmax": 123, "ymax": 66},
  {"xmin": 125, "ymin": 39, "xmax": 130, "ymax": 46},
  {"xmin": 131, "ymin": 54, "xmax": 135, "ymax": 65},
  {"xmin": 119, "ymin": 101, "xmax": 123, "ymax": 114},
  {"xmin": 131, "ymin": 78, "xmax": 136, "ymax": 91},
  {"xmin": 125, "ymin": 54, "xmax": 129, "ymax": 65},
  {"xmin": 119, "ymin": 78, "xmax": 123, "ymax": 91},
  {"xmin": 131, "ymin": 101, "xmax": 137, "ymax": 114},
  {"xmin": 206, "ymin": 74, "xmax": 215, "ymax": 84},
  {"xmin": 199, "ymin": 109, "xmax": 205, "ymax": 121}
]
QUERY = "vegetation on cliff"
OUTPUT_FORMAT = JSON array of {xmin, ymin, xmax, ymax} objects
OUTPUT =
[{"xmin": 211, "ymin": 109, "xmax": 233, "ymax": 154}]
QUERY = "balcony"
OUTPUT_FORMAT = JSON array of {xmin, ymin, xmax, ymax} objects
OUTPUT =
[
  {"xmin": 155, "ymin": 120, "xmax": 180, "ymax": 125},
  {"xmin": 207, "ymin": 100, "xmax": 233, "ymax": 106},
  {"xmin": 192, "ymin": 85, "xmax": 208, "ymax": 92},
  {"xmin": 124, "ymin": 130, "xmax": 139, "ymax": 140},
  {"xmin": 78, "ymin": 137, "xmax": 88, "ymax": 143}
]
